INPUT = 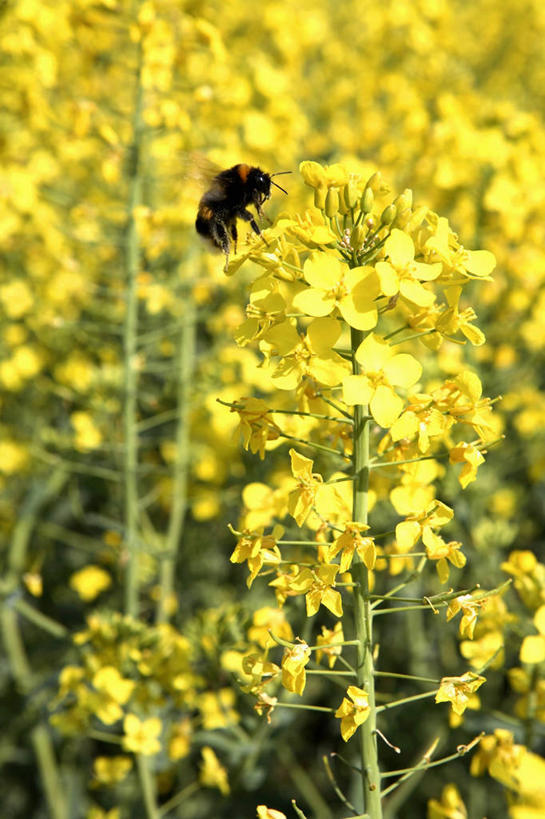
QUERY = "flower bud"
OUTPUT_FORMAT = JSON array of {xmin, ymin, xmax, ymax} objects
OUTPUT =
[
  {"xmin": 351, "ymin": 224, "xmax": 366, "ymax": 249},
  {"xmin": 314, "ymin": 185, "xmax": 327, "ymax": 210},
  {"xmin": 392, "ymin": 208, "xmax": 411, "ymax": 229},
  {"xmin": 344, "ymin": 180, "xmax": 359, "ymax": 210},
  {"xmin": 394, "ymin": 188, "xmax": 413, "ymax": 212},
  {"xmin": 361, "ymin": 187, "xmax": 374, "ymax": 214},
  {"xmin": 325, "ymin": 188, "xmax": 340, "ymax": 218},
  {"xmin": 380, "ymin": 204, "xmax": 397, "ymax": 226},
  {"xmin": 364, "ymin": 171, "xmax": 383, "ymax": 192}
]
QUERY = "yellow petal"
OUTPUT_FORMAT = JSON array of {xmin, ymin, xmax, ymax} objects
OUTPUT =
[
  {"xmin": 370, "ymin": 384, "xmax": 404, "ymax": 428},
  {"xmin": 342, "ymin": 375, "xmax": 373, "ymax": 406},
  {"xmin": 384, "ymin": 353, "xmax": 422, "ymax": 387}
]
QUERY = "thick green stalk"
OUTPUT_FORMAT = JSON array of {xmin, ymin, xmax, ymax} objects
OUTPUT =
[
  {"xmin": 156, "ymin": 297, "xmax": 196, "ymax": 623},
  {"xmin": 123, "ymin": 46, "xmax": 144, "ymax": 617},
  {"xmin": 350, "ymin": 326, "xmax": 383, "ymax": 818}
]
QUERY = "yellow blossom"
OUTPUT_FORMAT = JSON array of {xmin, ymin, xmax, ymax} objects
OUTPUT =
[
  {"xmin": 376, "ymin": 228, "xmax": 442, "ymax": 307},
  {"xmin": 281, "ymin": 641, "xmax": 311, "ymax": 695},
  {"xmin": 122, "ymin": 714, "xmax": 162, "ymax": 756},
  {"xmin": 343, "ymin": 332, "xmax": 422, "ymax": 428},
  {"xmin": 69, "ymin": 565, "xmax": 112, "ymax": 602},
  {"xmin": 335, "ymin": 685, "xmax": 370, "ymax": 741},
  {"xmin": 292, "ymin": 253, "xmax": 380, "ymax": 331},
  {"xmin": 329, "ymin": 522, "xmax": 375, "ymax": 572},
  {"xmin": 199, "ymin": 746, "xmax": 229, "ymax": 795},
  {"xmin": 427, "ymin": 783, "xmax": 468, "ymax": 819},
  {"xmin": 93, "ymin": 756, "xmax": 132, "ymax": 785},
  {"xmin": 435, "ymin": 671, "xmax": 486, "ymax": 715},
  {"xmin": 520, "ymin": 605, "xmax": 545, "ymax": 664},
  {"xmin": 316, "ymin": 622, "xmax": 344, "ymax": 669},
  {"xmin": 449, "ymin": 441, "xmax": 485, "ymax": 488},
  {"xmin": 257, "ymin": 807, "xmax": 287, "ymax": 819},
  {"xmin": 230, "ymin": 525, "xmax": 283, "ymax": 587}
]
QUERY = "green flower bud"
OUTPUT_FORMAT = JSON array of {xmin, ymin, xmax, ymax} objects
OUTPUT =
[
  {"xmin": 351, "ymin": 224, "xmax": 366, "ymax": 249},
  {"xmin": 325, "ymin": 188, "xmax": 340, "ymax": 218},
  {"xmin": 361, "ymin": 187, "xmax": 374, "ymax": 214},
  {"xmin": 380, "ymin": 204, "xmax": 397, "ymax": 226},
  {"xmin": 343, "ymin": 180, "xmax": 359, "ymax": 209}
]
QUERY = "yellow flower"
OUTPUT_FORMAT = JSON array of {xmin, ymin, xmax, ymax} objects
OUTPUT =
[
  {"xmin": 122, "ymin": 714, "xmax": 162, "ymax": 755},
  {"xmin": 329, "ymin": 522, "xmax": 375, "ymax": 572},
  {"xmin": 287, "ymin": 564, "xmax": 343, "ymax": 617},
  {"xmin": 316, "ymin": 622, "xmax": 344, "ymax": 669},
  {"xmin": 199, "ymin": 746, "xmax": 230, "ymax": 795},
  {"xmin": 93, "ymin": 756, "xmax": 132, "ymax": 785},
  {"xmin": 343, "ymin": 333, "xmax": 422, "ymax": 428},
  {"xmin": 230, "ymin": 525, "xmax": 283, "ymax": 587},
  {"xmin": 449, "ymin": 442, "xmax": 485, "ymax": 488},
  {"xmin": 292, "ymin": 253, "xmax": 380, "ymax": 331},
  {"xmin": 69, "ymin": 565, "xmax": 111, "ymax": 602},
  {"xmin": 233, "ymin": 396, "xmax": 281, "ymax": 459},
  {"xmin": 435, "ymin": 671, "xmax": 486, "ymax": 715},
  {"xmin": 281, "ymin": 641, "xmax": 311, "ymax": 695},
  {"xmin": 247, "ymin": 606, "xmax": 294, "ymax": 648},
  {"xmin": 376, "ymin": 229, "xmax": 441, "ymax": 307},
  {"xmin": 335, "ymin": 685, "xmax": 370, "ymax": 741},
  {"xmin": 264, "ymin": 317, "xmax": 348, "ymax": 390},
  {"xmin": 257, "ymin": 807, "xmax": 287, "ymax": 819},
  {"xmin": 168, "ymin": 717, "xmax": 192, "ymax": 761},
  {"xmin": 424, "ymin": 532, "xmax": 466, "ymax": 583},
  {"xmin": 520, "ymin": 605, "xmax": 545, "ymax": 664},
  {"xmin": 427, "ymin": 783, "xmax": 468, "ymax": 819},
  {"xmin": 287, "ymin": 449, "xmax": 324, "ymax": 526},
  {"xmin": 446, "ymin": 594, "xmax": 483, "ymax": 639}
]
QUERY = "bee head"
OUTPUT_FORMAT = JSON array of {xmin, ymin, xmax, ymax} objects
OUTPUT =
[{"xmin": 248, "ymin": 167, "xmax": 273, "ymax": 199}]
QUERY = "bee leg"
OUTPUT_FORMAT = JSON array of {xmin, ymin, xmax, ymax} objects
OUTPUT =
[
  {"xmin": 230, "ymin": 223, "xmax": 238, "ymax": 255},
  {"xmin": 241, "ymin": 209, "xmax": 269, "ymax": 246}
]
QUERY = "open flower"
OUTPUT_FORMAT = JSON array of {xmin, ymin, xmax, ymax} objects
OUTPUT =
[
  {"xmin": 335, "ymin": 685, "xmax": 370, "ymax": 741},
  {"xmin": 343, "ymin": 333, "xmax": 422, "ymax": 428}
]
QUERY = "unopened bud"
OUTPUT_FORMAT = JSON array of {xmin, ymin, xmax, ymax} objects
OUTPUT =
[
  {"xmin": 351, "ymin": 224, "xmax": 366, "ymax": 249},
  {"xmin": 392, "ymin": 208, "xmax": 411, "ymax": 229},
  {"xmin": 325, "ymin": 188, "xmax": 340, "ymax": 218},
  {"xmin": 344, "ymin": 180, "xmax": 359, "ymax": 210},
  {"xmin": 365, "ymin": 171, "xmax": 383, "ymax": 192},
  {"xmin": 381, "ymin": 204, "xmax": 397, "ymax": 226},
  {"xmin": 314, "ymin": 185, "xmax": 327, "ymax": 210},
  {"xmin": 394, "ymin": 188, "xmax": 413, "ymax": 211},
  {"xmin": 361, "ymin": 187, "xmax": 374, "ymax": 214}
]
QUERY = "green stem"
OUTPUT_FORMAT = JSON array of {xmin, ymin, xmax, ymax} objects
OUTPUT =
[
  {"xmin": 137, "ymin": 754, "xmax": 160, "ymax": 819},
  {"xmin": 123, "ymin": 42, "xmax": 144, "ymax": 618},
  {"xmin": 156, "ymin": 298, "xmax": 195, "ymax": 623},
  {"xmin": 1, "ymin": 469, "xmax": 69, "ymax": 819},
  {"xmin": 350, "ymin": 326, "xmax": 382, "ymax": 818}
]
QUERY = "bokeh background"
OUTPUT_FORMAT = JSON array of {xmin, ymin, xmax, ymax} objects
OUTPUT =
[{"xmin": 2, "ymin": 0, "xmax": 545, "ymax": 817}]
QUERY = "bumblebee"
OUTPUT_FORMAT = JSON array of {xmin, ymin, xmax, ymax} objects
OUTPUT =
[{"xmin": 195, "ymin": 163, "xmax": 290, "ymax": 265}]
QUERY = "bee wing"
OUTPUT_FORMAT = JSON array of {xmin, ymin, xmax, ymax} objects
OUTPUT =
[{"xmin": 178, "ymin": 151, "xmax": 224, "ymax": 187}]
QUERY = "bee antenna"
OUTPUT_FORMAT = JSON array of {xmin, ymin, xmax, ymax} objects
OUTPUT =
[
  {"xmin": 271, "ymin": 180, "xmax": 289, "ymax": 194},
  {"xmin": 270, "ymin": 171, "xmax": 292, "ymax": 177}
]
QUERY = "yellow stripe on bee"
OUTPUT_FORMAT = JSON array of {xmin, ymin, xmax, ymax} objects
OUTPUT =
[{"xmin": 200, "ymin": 206, "xmax": 213, "ymax": 219}]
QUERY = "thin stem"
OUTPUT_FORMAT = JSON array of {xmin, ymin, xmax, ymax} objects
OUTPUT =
[
  {"xmin": 137, "ymin": 754, "xmax": 160, "ymax": 819},
  {"xmin": 123, "ymin": 41, "xmax": 144, "ymax": 617},
  {"xmin": 156, "ymin": 297, "xmax": 195, "ymax": 624},
  {"xmin": 350, "ymin": 326, "xmax": 382, "ymax": 818}
]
